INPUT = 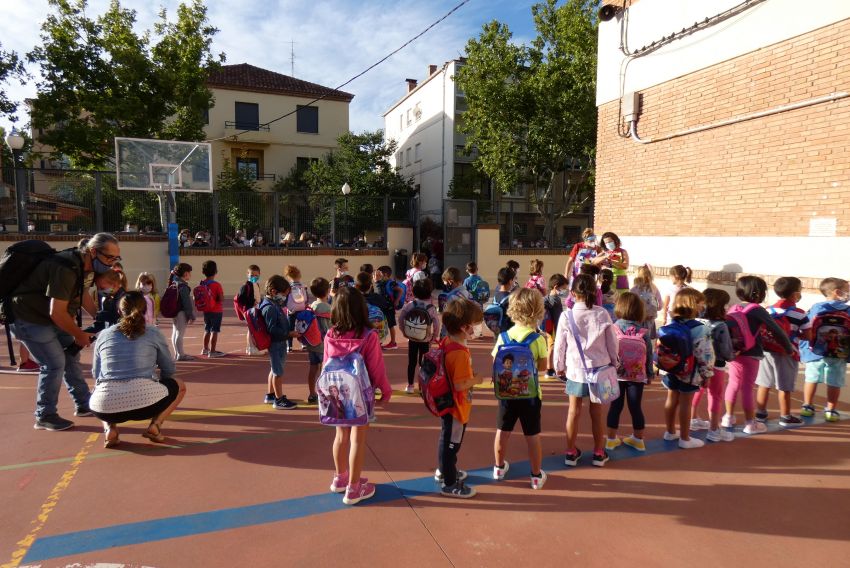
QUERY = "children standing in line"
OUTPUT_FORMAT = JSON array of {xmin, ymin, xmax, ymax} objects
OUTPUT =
[
  {"xmin": 284, "ymin": 265, "xmax": 311, "ymax": 351},
  {"xmin": 692, "ymin": 288, "xmax": 735, "ymax": 442},
  {"xmin": 799, "ymin": 277, "xmax": 850, "ymax": 422},
  {"xmin": 305, "ymin": 277, "xmax": 332, "ymax": 405},
  {"xmin": 399, "ymin": 278, "xmax": 440, "ymax": 394},
  {"xmin": 136, "ymin": 272, "xmax": 160, "ymax": 326},
  {"xmin": 170, "ymin": 263, "xmax": 195, "ymax": 361},
  {"xmin": 324, "ymin": 287, "xmax": 391, "ymax": 505},
  {"xmin": 661, "ymin": 265, "xmax": 692, "ymax": 325},
  {"xmin": 722, "ymin": 276, "xmax": 793, "ymax": 434},
  {"xmin": 491, "ymin": 289, "xmax": 549, "ymax": 489},
  {"xmin": 261, "ymin": 275, "xmax": 299, "ymax": 410},
  {"xmin": 755, "ymin": 277, "xmax": 808, "ymax": 426},
  {"xmin": 330, "ymin": 258, "xmax": 354, "ymax": 299},
  {"xmin": 237, "ymin": 264, "xmax": 262, "ymax": 355},
  {"xmin": 200, "ymin": 261, "xmax": 226, "ymax": 358},
  {"xmin": 554, "ymin": 273, "xmax": 619, "ymax": 467},
  {"xmin": 630, "ymin": 264, "xmax": 662, "ymax": 339},
  {"xmin": 543, "ymin": 274, "xmax": 569, "ymax": 379},
  {"xmin": 525, "ymin": 259, "xmax": 547, "ymax": 295},
  {"xmin": 606, "ymin": 292, "xmax": 653, "ymax": 452}
]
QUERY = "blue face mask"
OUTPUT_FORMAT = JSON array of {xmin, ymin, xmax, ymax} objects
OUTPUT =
[
  {"xmin": 92, "ymin": 254, "xmax": 113, "ymax": 275},
  {"xmin": 249, "ymin": 275, "xmax": 259, "ymax": 284},
  {"xmin": 605, "ymin": 242, "xmax": 616, "ymax": 251}
]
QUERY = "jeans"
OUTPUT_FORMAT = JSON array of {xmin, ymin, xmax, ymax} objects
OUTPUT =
[
  {"xmin": 606, "ymin": 381, "xmax": 645, "ymax": 430},
  {"xmin": 12, "ymin": 319, "xmax": 91, "ymax": 419}
]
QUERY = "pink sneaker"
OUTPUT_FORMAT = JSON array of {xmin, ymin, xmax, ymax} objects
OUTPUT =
[
  {"xmin": 330, "ymin": 472, "xmax": 368, "ymax": 493},
  {"xmin": 343, "ymin": 481, "xmax": 376, "ymax": 505}
]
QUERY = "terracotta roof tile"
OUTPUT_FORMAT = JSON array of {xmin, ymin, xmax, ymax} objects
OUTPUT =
[{"xmin": 207, "ymin": 63, "xmax": 354, "ymax": 102}]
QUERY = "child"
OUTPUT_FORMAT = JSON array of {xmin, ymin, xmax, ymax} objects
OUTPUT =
[
  {"xmin": 554, "ymin": 273, "xmax": 618, "ymax": 466},
  {"xmin": 87, "ymin": 269, "xmax": 126, "ymax": 332},
  {"xmin": 755, "ymin": 277, "xmax": 808, "ymax": 426},
  {"xmin": 799, "ymin": 277, "xmax": 849, "ymax": 422},
  {"xmin": 630, "ymin": 264, "xmax": 662, "ymax": 339},
  {"xmin": 330, "ymin": 258, "xmax": 354, "ymax": 299},
  {"xmin": 566, "ymin": 264, "xmax": 604, "ymax": 309},
  {"xmin": 284, "ymin": 265, "xmax": 311, "ymax": 351},
  {"xmin": 404, "ymin": 253, "xmax": 429, "ymax": 297},
  {"xmin": 200, "ymin": 260, "xmax": 226, "ymax": 358},
  {"xmin": 525, "ymin": 259, "xmax": 547, "ymax": 295},
  {"xmin": 111, "ymin": 261, "xmax": 129, "ymax": 291},
  {"xmin": 359, "ymin": 263, "xmax": 374, "ymax": 275},
  {"xmin": 606, "ymin": 292, "xmax": 654, "ymax": 452},
  {"xmin": 491, "ymin": 267, "xmax": 517, "ymax": 333},
  {"xmin": 324, "ymin": 287, "xmax": 391, "ymax": 505},
  {"xmin": 237, "ymin": 265, "xmax": 262, "ymax": 355},
  {"xmin": 436, "ymin": 297, "xmax": 484, "ymax": 498},
  {"xmin": 661, "ymin": 265, "xmax": 692, "ymax": 325},
  {"xmin": 544, "ymin": 274, "xmax": 569, "ymax": 379},
  {"xmin": 600, "ymin": 269, "xmax": 616, "ymax": 320},
  {"xmin": 305, "ymin": 277, "xmax": 332, "ymax": 404},
  {"xmin": 660, "ymin": 288, "xmax": 715, "ymax": 449},
  {"xmin": 491, "ymin": 289, "xmax": 549, "ymax": 489},
  {"xmin": 136, "ymin": 272, "xmax": 160, "ymax": 326},
  {"xmin": 506, "ymin": 260, "xmax": 520, "ymax": 292},
  {"xmin": 170, "ymin": 263, "xmax": 195, "ymax": 361},
  {"xmin": 374, "ymin": 266, "xmax": 400, "ymax": 349},
  {"xmin": 398, "ymin": 278, "xmax": 440, "ymax": 393},
  {"xmin": 260, "ymin": 275, "xmax": 299, "ymax": 410},
  {"xmin": 722, "ymin": 276, "xmax": 793, "ymax": 434},
  {"xmin": 463, "ymin": 262, "xmax": 489, "ymax": 305},
  {"xmin": 692, "ymin": 288, "xmax": 735, "ymax": 442},
  {"xmin": 442, "ymin": 267, "xmax": 473, "ymax": 303},
  {"xmin": 355, "ymin": 272, "xmax": 397, "ymax": 350}
]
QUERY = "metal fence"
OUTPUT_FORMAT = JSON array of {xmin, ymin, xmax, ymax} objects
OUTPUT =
[{"xmin": 468, "ymin": 199, "xmax": 588, "ymax": 249}]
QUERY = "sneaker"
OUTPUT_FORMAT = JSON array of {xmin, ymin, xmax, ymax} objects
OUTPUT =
[
  {"xmin": 663, "ymin": 431, "xmax": 679, "ymax": 441},
  {"xmin": 434, "ymin": 469, "xmax": 468, "ymax": 483},
  {"xmin": 824, "ymin": 409, "xmax": 841, "ymax": 423},
  {"xmin": 201, "ymin": 348, "xmax": 210, "ymax": 356},
  {"xmin": 779, "ymin": 415, "xmax": 803, "ymax": 427},
  {"xmin": 382, "ymin": 342, "xmax": 398, "ymax": 351},
  {"xmin": 74, "ymin": 405, "xmax": 93, "ymax": 417},
  {"xmin": 720, "ymin": 414, "xmax": 736, "ymax": 428},
  {"xmin": 176, "ymin": 354, "xmax": 196, "ymax": 362},
  {"xmin": 405, "ymin": 384, "xmax": 415, "ymax": 394},
  {"xmin": 678, "ymin": 437, "xmax": 705, "ymax": 449},
  {"xmin": 755, "ymin": 410, "xmax": 769, "ymax": 423},
  {"xmin": 800, "ymin": 404, "xmax": 815, "ymax": 417},
  {"xmin": 208, "ymin": 350, "xmax": 226, "ymax": 358},
  {"xmin": 263, "ymin": 393, "xmax": 275, "ymax": 404},
  {"xmin": 545, "ymin": 369, "xmax": 556, "ymax": 379},
  {"xmin": 343, "ymin": 481, "xmax": 376, "ymax": 505},
  {"xmin": 34, "ymin": 414, "xmax": 74, "ymax": 431},
  {"xmin": 564, "ymin": 448, "xmax": 582, "ymax": 467},
  {"xmin": 605, "ymin": 437, "xmax": 622, "ymax": 451},
  {"xmin": 706, "ymin": 428, "xmax": 734, "ymax": 442},
  {"xmin": 330, "ymin": 472, "xmax": 349, "ymax": 493},
  {"xmin": 17, "ymin": 360, "xmax": 40, "ymax": 373},
  {"xmin": 530, "ymin": 471, "xmax": 547, "ymax": 490},
  {"xmin": 493, "ymin": 461, "xmax": 510, "ymax": 480},
  {"xmin": 742, "ymin": 421, "xmax": 767, "ymax": 435},
  {"xmin": 592, "ymin": 451, "xmax": 610, "ymax": 467},
  {"xmin": 622, "ymin": 435, "xmax": 646, "ymax": 451},
  {"xmin": 689, "ymin": 418, "xmax": 710, "ymax": 431},
  {"xmin": 306, "ymin": 394, "xmax": 318, "ymax": 405},
  {"xmin": 440, "ymin": 481, "xmax": 476, "ymax": 499},
  {"xmin": 273, "ymin": 396, "xmax": 297, "ymax": 410}
]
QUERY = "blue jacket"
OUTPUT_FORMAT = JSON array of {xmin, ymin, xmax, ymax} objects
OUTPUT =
[{"xmin": 260, "ymin": 298, "xmax": 290, "ymax": 342}]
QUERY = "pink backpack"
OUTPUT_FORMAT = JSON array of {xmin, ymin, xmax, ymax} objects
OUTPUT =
[
  {"xmin": 524, "ymin": 275, "xmax": 545, "ymax": 295},
  {"xmin": 614, "ymin": 326, "xmax": 648, "ymax": 382},
  {"xmin": 403, "ymin": 268, "xmax": 424, "ymax": 303},
  {"xmin": 726, "ymin": 303, "xmax": 760, "ymax": 353}
]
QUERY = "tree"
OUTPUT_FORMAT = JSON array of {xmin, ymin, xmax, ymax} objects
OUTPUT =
[
  {"xmin": 27, "ymin": 0, "xmax": 224, "ymax": 169},
  {"xmin": 454, "ymin": 0, "xmax": 598, "ymax": 235},
  {"xmin": 0, "ymin": 43, "xmax": 26, "ymax": 121}
]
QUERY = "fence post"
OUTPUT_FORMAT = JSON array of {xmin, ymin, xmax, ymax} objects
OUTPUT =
[
  {"xmin": 273, "ymin": 192, "xmax": 280, "ymax": 246},
  {"xmin": 212, "ymin": 192, "xmax": 220, "ymax": 248},
  {"xmin": 383, "ymin": 195, "xmax": 389, "ymax": 249},
  {"xmin": 330, "ymin": 198, "xmax": 336, "ymax": 248},
  {"xmin": 94, "ymin": 172, "xmax": 104, "ymax": 232},
  {"xmin": 508, "ymin": 201, "xmax": 514, "ymax": 248}
]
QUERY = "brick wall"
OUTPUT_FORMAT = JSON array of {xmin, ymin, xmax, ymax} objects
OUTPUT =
[{"xmin": 596, "ymin": 18, "xmax": 850, "ymax": 237}]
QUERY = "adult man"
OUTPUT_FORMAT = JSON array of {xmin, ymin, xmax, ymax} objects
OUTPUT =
[{"xmin": 11, "ymin": 233, "xmax": 122, "ymax": 431}]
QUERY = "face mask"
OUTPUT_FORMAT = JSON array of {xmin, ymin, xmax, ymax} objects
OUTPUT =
[
  {"xmin": 141, "ymin": 284, "xmax": 152, "ymax": 294},
  {"xmin": 249, "ymin": 276, "xmax": 259, "ymax": 284},
  {"xmin": 179, "ymin": 235, "xmax": 188, "ymax": 242},
  {"xmin": 605, "ymin": 241, "xmax": 616, "ymax": 251},
  {"xmin": 102, "ymin": 287, "xmax": 114, "ymax": 295},
  {"xmin": 585, "ymin": 238, "xmax": 596, "ymax": 247},
  {"xmin": 92, "ymin": 254, "xmax": 113, "ymax": 275},
  {"xmin": 274, "ymin": 293, "xmax": 287, "ymax": 304},
  {"xmin": 558, "ymin": 290, "xmax": 569, "ymax": 298},
  {"xmin": 339, "ymin": 270, "xmax": 348, "ymax": 276}
]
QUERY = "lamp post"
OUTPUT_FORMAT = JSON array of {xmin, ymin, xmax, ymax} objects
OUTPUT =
[
  {"xmin": 341, "ymin": 182, "xmax": 351, "ymax": 246},
  {"xmin": 5, "ymin": 128, "xmax": 27, "ymax": 232}
]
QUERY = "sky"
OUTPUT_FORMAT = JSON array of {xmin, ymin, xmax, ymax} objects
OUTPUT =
[{"xmin": 0, "ymin": 0, "xmax": 538, "ymax": 137}]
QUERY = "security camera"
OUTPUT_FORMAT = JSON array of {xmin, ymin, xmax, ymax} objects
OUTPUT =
[{"xmin": 598, "ymin": 4, "xmax": 621, "ymax": 22}]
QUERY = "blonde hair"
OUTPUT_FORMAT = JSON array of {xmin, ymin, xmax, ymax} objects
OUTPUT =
[
  {"xmin": 135, "ymin": 272, "xmax": 158, "ymax": 295},
  {"xmin": 283, "ymin": 264, "xmax": 302, "ymax": 280},
  {"xmin": 411, "ymin": 252, "xmax": 427, "ymax": 268},
  {"xmin": 117, "ymin": 291, "xmax": 147, "ymax": 340},
  {"xmin": 529, "ymin": 258, "xmax": 543, "ymax": 276},
  {"xmin": 633, "ymin": 264, "xmax": 654, "ymax": 291},
  {"xmin": 581, "ymin": 227, "xmax": 594, "ymax": 239},
  {"xmin": 506, "ymin": 288, "xmax": 545, "ymax": 327},
  {"xmin": 671, "ymin": 288, "xmax": 705, "ymax": 319}
]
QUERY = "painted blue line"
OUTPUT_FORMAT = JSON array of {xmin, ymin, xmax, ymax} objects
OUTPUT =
[{"xmin": 24, "ymin": 414, "xmax": 835, "ymax": 562}]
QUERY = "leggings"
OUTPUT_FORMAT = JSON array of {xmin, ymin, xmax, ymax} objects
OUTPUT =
[
  {"xmin": 692, "ymin": 368, "xmax": 726, "ymax": 416},
  {"xmin": 606, "ymin": 381, "xmax": 645, "ymax": 431},
  {"xmin": 171, "ymin": 312, "xmax": 188, "ymax": 357},
  {"xmin": 724, "ymin": 356, "xmax": 760, "ymax": 413},
  {"xmin": 407, "ymin": 341, "xmax": 429, "ymax": 386}
]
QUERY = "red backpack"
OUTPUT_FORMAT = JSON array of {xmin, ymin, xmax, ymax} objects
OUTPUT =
[
  {"xmin": 246, "ymin": 301, "xmax": 274, "ymax": 351},
  {"xmin": 726, "ymin": 303, "xmax": 761, "ymax": 353},
  {"xmin": 418, "ymin": 339, "xmax": 463, "ymax": 417},
  {"xmin": 193, "ymin": 280, "xmax": 213, "ymax": 312},
  {"xmin": 761, "ymin": 307, "xmax": 793, "ymax": 354}
]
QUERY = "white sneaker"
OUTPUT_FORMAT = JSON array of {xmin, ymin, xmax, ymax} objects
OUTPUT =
[
  {"xmin": 246, "ymin": 346, "xmax": 258, "ymax": 356},
  {"xmin": 742, "ymin": 421, "xmax": 767, "ymax": 435},
  {"xmin": 493, "ymin": 460, "xmax": 510, "ymax": 480},
  {"xmin": 663, "ymin": 431, "xmax": 679, "ymax": 441},
  {"xmin": 720, "ymin": 414, "xmax": 736, "ymax": 428},
  {"xmin": 690, "ymin": 418, "xmax": 710, "ymax": 431},
  {"xmin": 404, "ymin": 384, "xmax": 415, "ymax": 394},
  {"xmin": 530, "ymin": 470, "xmax": 547, "ymax": 490},
  {"xmin": 706, "ymin": 428, "xmax": 735, "ymax": 442},
  {"xmin": 678, "ymin": 437, "xmax": 705, "ymax": 449}
]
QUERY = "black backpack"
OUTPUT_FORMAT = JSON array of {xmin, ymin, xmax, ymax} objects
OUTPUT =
[{"xmin": 236, "ymin": 280, "xmax": 255, "ymax": 310}]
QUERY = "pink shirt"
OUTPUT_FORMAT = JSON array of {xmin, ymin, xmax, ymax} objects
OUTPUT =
[{"xmin": 553, "ymin": 303, "xmax": 619, "ymax": 383}]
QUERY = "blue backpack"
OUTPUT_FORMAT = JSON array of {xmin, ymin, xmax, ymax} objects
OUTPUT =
[
  {"xmin": 465, "ymin": 275, "xmax": 490, "ymax": 303},
  {"xmin": 483, "ymin": 295, "xmax": 511, "ymax": 336},
  {"xmin": 655, "ymin": 319, "xmax": 702, "ymax": 379},
  {"xmin": 367, "ymin": 303, "xmax": 389, "ymax": 342},
  {"xmin": 493, "ymin": 332, "xmax": 540, "ymax": 399},
  {"xmin": 316, "ymin": 337, "xmax": 374, "ymax": 427},
  {"xmin": 383, "ymin": 279, "xmax": 406, "ymax": 311},
  {"xmin": 438, "ymin": 287, "xmax": 464, "ymax": 313}
]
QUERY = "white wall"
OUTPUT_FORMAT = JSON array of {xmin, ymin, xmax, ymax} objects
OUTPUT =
[{"xmin": 597, "ymin": 0, "xmax": 850, "ymax": 105}]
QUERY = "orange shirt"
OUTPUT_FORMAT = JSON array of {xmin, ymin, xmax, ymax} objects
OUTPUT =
[{"xmin": 444, "ymin": 338, "xmax": 474, "ymax": 424}]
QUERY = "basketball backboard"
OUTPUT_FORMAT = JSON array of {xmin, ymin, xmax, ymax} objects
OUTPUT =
[{"xmin": 115, "ymin": 137, "xmax": 212, "ymax": 192}]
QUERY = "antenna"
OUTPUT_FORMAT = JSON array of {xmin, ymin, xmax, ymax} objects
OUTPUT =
[{"xmin": 290, "ymin": 40, "xmax": 296, "ymax": 77}]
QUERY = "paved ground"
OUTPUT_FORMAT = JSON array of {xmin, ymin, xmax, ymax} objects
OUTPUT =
[{"xmin": 1, "ymin": 314, "xmax": 849, "ymax": 568}]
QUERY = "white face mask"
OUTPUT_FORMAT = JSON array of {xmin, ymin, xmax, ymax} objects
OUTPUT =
[
  {"xmin": 605, "ymin": 241, "xmax": 616, "ymax": 251},
  {"xmin": 141, "ymin": 284, "xmax": 152, "ymax": 294}
]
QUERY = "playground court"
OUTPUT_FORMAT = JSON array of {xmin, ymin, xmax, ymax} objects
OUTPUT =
[{"xmin": 1, "ymin": 313, "xmax": 849, "ymax": 568}]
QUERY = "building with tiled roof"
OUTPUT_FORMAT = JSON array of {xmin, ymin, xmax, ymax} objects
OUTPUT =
[{"xmin": 207, "ymin": 63, "xmax": 353, "ymax": 103}]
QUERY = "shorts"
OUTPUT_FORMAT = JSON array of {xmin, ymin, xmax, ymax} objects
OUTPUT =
[
  {"xmin": 203, "ymin": 312, "xmax": 223, "ymax": 333},
  {"xmin": 804, "ymin": 358, "xmax": 847, "ymax": 388},
  {"xmin": 662, "ymin": 374, "xmax": 701, "ymax": 394},
  {"xmin": 385, "ymin": 309, "xmax": 397, "ymax": 328},
  {"xmin": 91, "ymin": 378, "xmax": 180, "ymax": 424},
  {"xmin": 308, "ymin": 350, "xmax": 323, "ymax": 365},
  {"xmin": 497, "ymin": 398, "xmax": 542, "ymax": 436},
  {"xmin": 268, "ymin": 342, "xmax": 288, "ymax": 376},
  {"xmin": 565, "ymin": 380, "xmax": 590, "ymax": 398},
  {"xmin": 755, "ymin": 352, "xmax": 799, "ymax": 392}
]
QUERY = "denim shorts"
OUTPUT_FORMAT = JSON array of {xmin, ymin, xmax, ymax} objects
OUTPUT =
[
  {"xmin": 565, "ymin": 379, "xmax": 590, "ymax": 398},
  {"xmin": 662, "ymin": 374, "xmax": 701, "ymax": 394},
  {"xmin": 308, "ymin": 350, "xmax": 323, "ymax": 365},
  {"xmin": 804, "ymin": 358, "xmax": 847, "ymax": 388},
  {"xmin": 203, "ymin": 312, "xmax": 223, "ymax": 333},
  {"xmin": 268, "ymin": 342, "xmax": 287, "ymax": 376}
]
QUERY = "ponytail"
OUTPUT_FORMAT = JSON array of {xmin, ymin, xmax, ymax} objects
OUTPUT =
[
  {"xmin": 670, "ymin": 265, "xmax": 693, "ymax": 285},
  {"xmin": 571, "ymin": 274, "xmax": 598, "ymax": 308},
  {"xmin": 117, "ymin": 291, "xmax": 148, "ymax": 339}
]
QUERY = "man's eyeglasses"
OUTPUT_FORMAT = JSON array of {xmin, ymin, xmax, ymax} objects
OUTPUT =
[{"xmin": 96, "ymin": 250, "xmax": 122, "ymax": 264}]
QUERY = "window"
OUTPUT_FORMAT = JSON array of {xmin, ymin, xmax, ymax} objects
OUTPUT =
[
  {"xmin": 414, "ymin": 143, "xmax": 421, "ymax": 162},
  {"xmin": 236, "ymin": 157, "xmax": 260, "ymax": 179},
  {"xmin": 406, "ymin": 109, "xmax": 411, "ymax": 126},
  {"xmin": 405, "ymin": 148, "xmax": 412, "ymax": 166},
  {"xmin": 297, "ymin": 105, "xmax": 319, "ymax": 133},
  {"xmin": 413, "ymin": 102, "xmax": 422, "ymax": 122},
  {"xmin": 395, "ymin": 150, "xmax": 403, "ymax": 167},
  {"xmin": 296, "ymin": 157, "xmax": 318, "ymax": 172},
  {"xmin": 234, "ymin": 102, "xmax": 260, "ymax": 130},
  {"xmin": 202, "ymin": 107, "xmax": 209, "ymax": 125},
  {"xmin": 399, "ymin": 114, "xmax": 403, "ymax": 130}
]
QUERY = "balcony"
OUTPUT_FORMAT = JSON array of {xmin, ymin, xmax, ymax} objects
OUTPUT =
[{"xmin": 223, "ymin": 121, "xmax": 274, "ymax": 143}]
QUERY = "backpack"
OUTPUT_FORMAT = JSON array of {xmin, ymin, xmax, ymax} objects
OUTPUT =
[
  {"xmin": 493, "ymin": 332, "xmax": 540, "ymax": 400},
  {"xmin": 614, "ymin": 326, "xmax": 648, "ymax": 382},
  {"xmin": 726, "ymin": 303, "xmax": 760, "ymax": 353},
  {"xmin": 810, "ymin": 309, "xmax": 850, "ymax": 360},
  {"xmin": 524, "ymin": 275, "xmax": 545, "ymax": 295},
  {"xmin": 634, "ymin": 287, "xmax": 659, "ymax": 320},
  {"xmin": 287, "ymin": 282, "xmax": 308, "ymax": 313},
  {"xmin": 402, "ymin": 300, "xmax": 433, "ymax": 342},
  {"xmin": 655, "ymin": 319, "xmax": 702, "ymax": 380},
  {"xmin": 483, "ymin": 295, "xmax": 510, "ymax": 336},
  {"xmin": 246, "ymin": 300, "xmax": 274, "ymax": 351},
  {"xmin": 316, "ymin": 337, "xmax": 375, "ymax": 426},
  {"xmin": 418, "ymin": 339, "xmax": 464, "ymax": 417},
  {"xmin": 761, "ymin": 307, "xmax": 793, "ymax": 354},
  {"xmin": 542, "ymin": 295, "xmax": 563, "ymax": 335},
  {"xmin": 465, "ymin": 275, "xmax": 490, "ymax": 304},
  {"xmin": 403, "ymin": 268, "xmax": 423, "ymax": 303},
  {"xmin": 294, "ymin": 309, "xmax": 330, "ymax": 347},
  {"xmin": 438, "ymin": 287, "xmax": 463, "ymax": 313},
  {"xmin": 160, "ymin": 278, "xmax": 183, "ymax": 318},
  {"xmin": 384, "ymin": 279, "xmax": 406, "ymax": 311},
  {"xmin": 193, "ymin": 280, "xmax": 213, "ymax": 312},
  {"xmin": 367, "ymin": 303, "xmax": 388, "ymax": 342}
]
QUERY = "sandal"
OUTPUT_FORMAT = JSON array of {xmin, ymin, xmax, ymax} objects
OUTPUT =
[
  {"xmin": 104, "ymin": 425, "xmax": 120, "ymax": 448},
  {"xmin": 142, "ymin": 422, "xmax": 166, "ymax": 443}
]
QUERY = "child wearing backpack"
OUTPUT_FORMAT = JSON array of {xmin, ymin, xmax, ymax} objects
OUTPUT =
[
  {"xmin": 439, "ymin": 267, "xmax": 473, "ymax": 314},
  {"xmin": 305, "ymin": 277, "xmax": 332, "ymax": 405},
  {"xmin": 543, "ymin": 274, "xmax": 569, "ymax": 379},
  {"xmin": 463, "ymin": 262, "xmax": 490, "ymax": 305},
  {"xmin": 661, "ymin": 265, "xmax": 692, "ymax": 325},
  {"xmin": 599, "ymin": 269, "xmax": 616, "ymax": 320},
  {"xmin": 554, "ymin": 273, "xmax": 619, "ymax": 467},
  {"xmin": 403, "ymin": 253, "xmax": 429, "ymax": 302},
  {"xmin": 373, "ymin": 267, "xmax": 400, "ymax": 350},
  {"xmin": 755, "ymin": 277, "xmax": 808, "ymax": 426},
  {"xmin": 525, "ymin": 259, "xmax": 547, "ymax": 295},
  {"xmin": 658, "ymin": 288, "xmax": 715, "ymax": 449},
  {"xmin": 484, "ymin": 267, "xmax": 516, "ymax": 336},
  {"xmin": 506, "ymin": 260, "xmax": 520, "ymax": 292},
  {"xmin": 722, "ymin": 276, "xmax": 793, "ymax": 434},
  {"xmin": 399, "ymin": 278, "xmax": 440, "ymax": 394},
  {"xmin": 260, "ymin": 275, "xmax": 299, "ymax": 410},
  {"xmin": 435, "ymin": 297, "xmax": 484, "ymax": 498},
  {"xmin": 199, "ymin": 261, "xmax": 225, "ymax": 358},
  {"xmin": 330, "ymin": 258, "xmax": 354, "ymax": 300},
  {"xmin": 692, "ymin": 288, "xmax": 735, "ymax": 442},
  {"xmin": 606, "ymin": 292, "xmax": 654, "ymax": 452},
  {"xmin": 354, "ymin": 272, "xmax": 393, "ymax": 349},
  {"xmin": 136, "ymin": 272, "xmax": 160, "ymax": 326},
  {"xmin": 491, "ymin": 288, "xmax": 549, "ymax": 489},
  {"xmin": 236, "ymin": 264, "xmax": 262, "ymax": 355},
  {"xmin": 323, "ymin": 287, "xmax": 391, "ymax": 505},
  {"xmin": 169, "ymin": 263, "xmax": 195, "ymax": 361},
  {"xmin": 799, "ymin": 277, "xmax": 850, "ymax": 422},
  {"xmin": 630, "ymin": 264, "xmax": 662, "ymax": 339},
  {"xmin": 284, "ymin": 265, "xmax": 312, "ymax": 351}
]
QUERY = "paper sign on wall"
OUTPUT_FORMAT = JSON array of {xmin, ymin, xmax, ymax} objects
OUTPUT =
[{"xmin": 809, "ymin": 217, "xmax": 836, "ymax": 237}]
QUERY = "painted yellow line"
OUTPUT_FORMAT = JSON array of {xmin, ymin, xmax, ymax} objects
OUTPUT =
[{"xmin": 2, "ymin": 432, "xmax": 99, "ymax": 568}]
